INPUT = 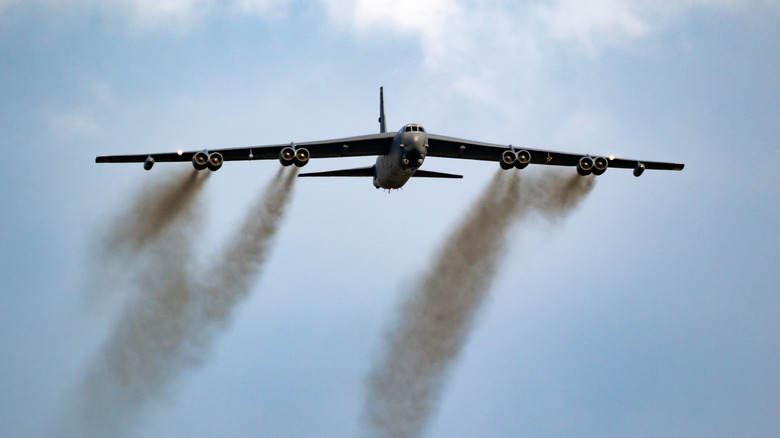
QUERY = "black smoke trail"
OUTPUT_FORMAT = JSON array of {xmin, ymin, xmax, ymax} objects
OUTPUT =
[
  {"xmin": 70, "ymin": 167, "xmax": 298, "ymax": 437},
  {"xmin": 361, "ymin": 170, "xmax": 595, "ymax": 438},
  {"xmin": 101, "ymin": 169, "xmax": 209, "ymax": 255},
  {"xmin": 87, "ymin": 170, "xmax": 209, "ymax": 308}
]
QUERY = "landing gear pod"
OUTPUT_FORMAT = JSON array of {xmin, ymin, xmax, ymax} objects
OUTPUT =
[
  {"xmin": 577, "ymin": 156, "xmax": 594, "ymax": 176},
  {"xmin": 143, "ymin": 155, "xmax": 154, "ymax": 171},
  {"xmin": 192, "ymin": 151, "xmax": 209, "ymax": 170},
  {"xmin": 633, "ymin": 162, "xmax": 646, "ymax": 177},
  {"xmin": 500, "ymin": 150, "xmax": 517, "ymax": 170},
  {"xmin": 279, "ymin": 147, "xmax": 295, "ymax": 166},
  {"xmin": 293, "ymin": 148, "xmax": 310, "ymax": 167},
  {"xmin": 207, "ymin": 152, "xmax": 223, "ymax": 171}
]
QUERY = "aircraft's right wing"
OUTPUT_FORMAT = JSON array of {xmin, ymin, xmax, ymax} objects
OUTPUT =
[{"xmin": 426, "ymin": 134, "xmax": 684, "ymax": 174}]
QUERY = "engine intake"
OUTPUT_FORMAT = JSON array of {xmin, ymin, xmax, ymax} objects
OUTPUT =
[
  {"xmin": 279, "ymin": 147, "xmax": 295, "ymax": 166},
  {"xmin": 192, "ymin": 151, "xmax": 209, "ymax": 170},
  {"xmin": 577, "ymin": 156, "xmax": 594, "ymax": 176},
  {"xmin": 514, "ymin": 150, "xmax": 530, "ymax": 169},
  {"xmin": 592, "ymin": 156, "xmax": 608, "ymax": 175},
  {"xmin": 293, "ymin": 148, "xmax": 310, "ymax": 167},
  {"xmin": 207, "ymin": 152, "xmax": 223, "ymax": 171},
  {"xmin": 500, "ymin": 150, "xmax": 517, "ymax": 170}
]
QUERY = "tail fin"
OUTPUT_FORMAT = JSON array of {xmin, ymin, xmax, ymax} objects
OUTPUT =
[{"xmin": 378, "ymin": 86, "xmax": 386, "ymax": 133}]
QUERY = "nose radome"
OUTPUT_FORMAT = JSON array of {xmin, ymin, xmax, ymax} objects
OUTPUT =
[{"xmin": 412, "ymin": 134, "xmax": 427, "ymax": 153}]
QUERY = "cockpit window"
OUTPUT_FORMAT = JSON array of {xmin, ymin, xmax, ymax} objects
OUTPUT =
[
  {"xmin": 403, "ymin": 125, "xmax": 425, "ymax": 133},
  {"xmin": 405, "ymin": 126, "xmax": 412, "ymax": 132},
  {"xmin": 418, "ymin": 126, "xmax": 425, "ymax": 132}
]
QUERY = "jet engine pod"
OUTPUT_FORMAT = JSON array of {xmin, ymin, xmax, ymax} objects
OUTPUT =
[
  {"xmin": 515, "ymin": 149, "xmax": 531, "ymax": 169},
  {"xmin": 279, "ymin": 147, "xmax": 295, "ymax": 166},
  {"xmin": 500, "ymin": 150, "xmax": 517, "ymax": 170},
  {"xmin": 192, "ymin": 151, "xmax": 209, "ymax": 170},
  {"xmin": 207, "ymin": 152, "xmax": 223, "ymax": 171},
  {"xmin": 293, "ymin": 148, "xmax": 310, "ymax": 167},
  {"xmin": 577, "ymin": 156, "xmax": 594, "ymax": 176},
  {"xmin": 592, "ymin": 156, "xmax": 608, "ymax": 175},
  {"xmin": 143, "ymin": 155, "xmax": 155, "ymax": 171},
  {"xmin": 633, "ymin": 162, "xmax": 646, "ymax": 177}
]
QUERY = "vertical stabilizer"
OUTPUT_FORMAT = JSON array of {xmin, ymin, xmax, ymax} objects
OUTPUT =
[{"xmin": 379, "ymin": 86, "xmax": 386, "ymax": 133}]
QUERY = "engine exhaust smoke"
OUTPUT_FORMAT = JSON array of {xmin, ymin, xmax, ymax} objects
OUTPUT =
[
  {"xmin": 191, "ymin": 166, "xmax": 299, "ymax": 340},
  {"xmin": 71, "ymin": 167, "xmax": 297, "ymax": 437},
  {"xmin": 361, "ymin": 170, "xmax": 595, "ymax": 438},
  {"xmin": 101, "ymin": 170, "xmax": 209, "ymax": 255},
  {"xmin": 86, "ymin": 170, "xmax": 209, "ymax": 308}
]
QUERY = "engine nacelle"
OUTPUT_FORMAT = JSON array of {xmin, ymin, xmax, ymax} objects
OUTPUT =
[
  {"xmin": 593, "ymin": 156, "xmax": 608, "ymax": 175},
  {"xmin": 192, "ymin": 151, "xmax": 209, "ymax": 170},
  {"xmin": 577, "ymin": 156, "xmax": 594, "ymax": 176},
  {"xmin": 293, "ymin": 148, "xmax": 310, "ymax": 167},
  {"xmin": 633, "ymin": 162, "xmax": 646, "ymax": 177},
  {"xmin": 516, "ymin": 149, "xmax": 531, "ymax": 165},
  {"xmin": 207, "ymin": 152, "xmax": 223, "ymax": 171},
  {"xmin": 279, "ymin": 147, "xmax": 295, "ymax": 166},
  {"xmin": 143, "ymin": 156, "xmax": 155, "ymax": 171},
  {"xmin": 500, "ymin": 150, "xmax": 517, "ymax": 170}
]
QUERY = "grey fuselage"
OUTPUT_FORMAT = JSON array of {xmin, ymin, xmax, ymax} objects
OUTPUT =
[{"xmin": 373, "ymin": 124, "xmax": 428, "ymax": 189}]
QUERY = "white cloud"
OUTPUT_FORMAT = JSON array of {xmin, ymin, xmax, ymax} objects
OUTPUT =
[
  {"xmin": 0, "ymin": 0, "xmax": 292, "ymax": 25},
  {"xmin": 317, "ymin": 0, "xmax": 466, "ymax": 66},
  {"xmin": 122, "ymin": 0, "xmax": 206, "ymax": 22},
  {"xmin": 314, "ymin": 0, "xmax": 751, "ymax": 114},
  {"xmin": 535, "ymin": 0, "xmax": 650, "ymax": 51},
  {"xmin": 234, "ymin": 0, "xmax": 292, "ymax": 15},
  {"xmin": 3, "ymin": 0, "xmax": 752, "ymax": 115},
  {"xmin": 534, "ymin": 0, "xmax": 744, "ymax": 52},
  {"xmin": 3, "ymin": 0, "xmax": 745, "ymax": 44}
]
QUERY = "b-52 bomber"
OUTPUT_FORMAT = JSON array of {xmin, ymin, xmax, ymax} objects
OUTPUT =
[{"xmin": 96, "ymin": 87, "xmax": 684, "ymax": 189}]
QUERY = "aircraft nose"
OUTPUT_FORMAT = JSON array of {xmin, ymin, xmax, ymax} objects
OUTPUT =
[{"xmin": 412, "ymin": 134, "xmax": 426, "ymax": 152}]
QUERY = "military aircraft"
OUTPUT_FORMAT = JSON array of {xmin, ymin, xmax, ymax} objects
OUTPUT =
[{"xmin": 96, "ymin": 87, "xmax": 684, "ymax": 189}]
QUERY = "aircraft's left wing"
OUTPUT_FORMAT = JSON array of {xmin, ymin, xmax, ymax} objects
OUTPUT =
[
  {"xmin": 95, "ymin": 132, "xmax": 395, "ymax": 167},
  {"xmin": 426, "ymin": 134, "xmax": 684, "ymax": 173}
]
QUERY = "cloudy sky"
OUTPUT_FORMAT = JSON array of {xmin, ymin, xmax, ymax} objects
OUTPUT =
[{"xmin": 1, "ymin": 1, "xmax": 779, "ymax": 437}]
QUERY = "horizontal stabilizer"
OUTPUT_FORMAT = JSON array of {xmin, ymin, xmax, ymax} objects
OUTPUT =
[
  {"xmin": 298, "ymin": 166, "xmax": 463, "ymax": 179},
  {"xmin": 411, "ymin": 169, "xmax": 462, "ymax": 179},
  {"xmin": 298, "ymin": 166, "xmax": 375, "ymax": 178}
]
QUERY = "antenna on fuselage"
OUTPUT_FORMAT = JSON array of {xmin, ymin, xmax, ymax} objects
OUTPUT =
[{"xmin": 378, "ymin": 86, "xmax": 386, "ymax": 133}]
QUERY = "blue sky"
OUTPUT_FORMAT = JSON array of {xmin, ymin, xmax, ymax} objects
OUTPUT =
[{"xmin": 1, "ymin": 1, "xmax": 779, "ymax": 437}]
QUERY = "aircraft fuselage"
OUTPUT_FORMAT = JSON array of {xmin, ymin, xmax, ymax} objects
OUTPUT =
[{"xmin": 373, "ymin": 124, "xmax": 428, "ymax": 189}]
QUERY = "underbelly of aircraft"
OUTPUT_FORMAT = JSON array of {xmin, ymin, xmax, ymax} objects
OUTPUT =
[{"xmin": 373, "ymin": 156, "xmax": 418, "ymax": 189}]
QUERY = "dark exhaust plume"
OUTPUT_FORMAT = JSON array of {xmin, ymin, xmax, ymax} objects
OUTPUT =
[
  {"xmin": 87, "ymin": 170, "xmax": 209, "ymax": 308},
  {"xmin": 191, "ymin": 166, "xmax": 299, "ymax": 339},
  {"xmin": 528, "ymin": 171, "xmax": 597, "ymax": 220},
  {"xmin": 102, "ymin": 169, "xmax": 209, "ymax": 255},
  {"xmin": 361, "ymin": 170, "xmax": 595, "ymax": 438},
  {"xmin": 70, "ymin": 167, "xmax": 297, "ymax": 437}
]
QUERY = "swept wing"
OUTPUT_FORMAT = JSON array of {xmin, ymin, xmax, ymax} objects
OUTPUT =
[
  {"xmin": 426, "ymin": 134, "xmax": 684, "ymax": 172},
  {"xmin": 95, "ymin": 133, "xmax": 395, "ymax": 164}
]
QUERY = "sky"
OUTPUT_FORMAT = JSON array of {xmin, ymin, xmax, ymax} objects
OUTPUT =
[{"xmin": 1, "ymin": 1, "xmax": 779, "ymax": 437}]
